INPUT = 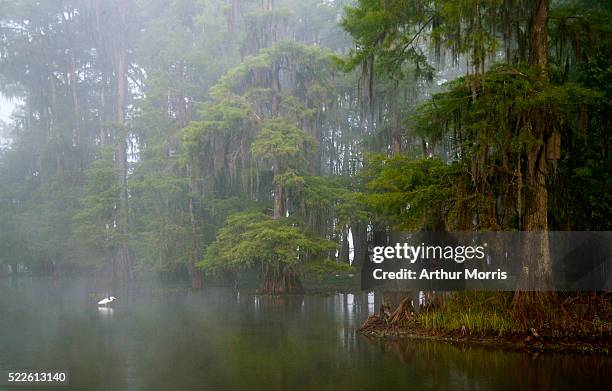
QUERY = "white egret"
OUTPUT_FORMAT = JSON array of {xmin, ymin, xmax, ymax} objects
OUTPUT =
[{"xmin": 97, "ymin": 296, "xmax": 117, "ymax": 306}]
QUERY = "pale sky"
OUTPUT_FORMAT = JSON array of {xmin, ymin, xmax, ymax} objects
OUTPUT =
[{"xmin": 0, "ymin": 94, "xmax": 16, "ymax": 122}]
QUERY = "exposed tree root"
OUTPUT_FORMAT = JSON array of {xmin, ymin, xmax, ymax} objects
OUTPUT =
[
  {"xmin": 389, "ymin": 297, "xmax": 414, "ymax": 325},
  {"xmin": 358, "ymin": 297, "xmax": 414, "ymax": 333}
]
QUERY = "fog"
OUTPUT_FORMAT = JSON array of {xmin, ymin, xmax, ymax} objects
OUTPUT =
[
  {"xmin": 0, "ymin": 1, "xmax": 610, "ymax": 389},
  {"xmin": 0, "ymin": 95, "xmax": 13, "ymax": 122}
]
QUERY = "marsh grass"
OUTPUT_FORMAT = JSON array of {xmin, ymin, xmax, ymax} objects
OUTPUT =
[
  {"xmin": 416, "ymin": 292, "xmax": 514, "ymax": 335},
  {"xmin": 414, "ymin": 292, "xmax": 611, "ymax": 337}
]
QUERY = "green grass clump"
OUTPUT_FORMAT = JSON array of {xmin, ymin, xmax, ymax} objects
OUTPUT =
[{"xmin": 416, "ymin": 292, "xmax": 514, "ymax": 335}]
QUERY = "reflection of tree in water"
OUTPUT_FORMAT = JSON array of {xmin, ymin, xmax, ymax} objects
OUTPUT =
[
  {"xmin": 255, "ymin": 294, "xmax": 305, "ymax": 312},
  {"xmin": 251, "ymin": 294, "xmax": 305, "ymax": 345},
  {"xmin": 365, "ymin": 337, "xmax": 611, "ymax": 390},
  {"xmin": 54, "ymin": 309, "xmax": 129, "ymax": 390}
]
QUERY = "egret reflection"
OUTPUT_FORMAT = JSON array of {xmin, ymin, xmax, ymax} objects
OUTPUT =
[{"xmin": 97, "ymin": 306, "xmax": 114, "ymax": 319}]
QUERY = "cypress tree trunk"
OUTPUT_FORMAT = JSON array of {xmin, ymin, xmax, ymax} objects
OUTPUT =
[
  {"xmin": 389, "ymin": 86, "xmax": 402, "ymax": 155},
  {"xmin": 515, "ymin": 0, "xmax": 553, "ymax": 309},
  {"xmin": 529, "ymin": 0, "xmax": 549, "ymax": 74},
  {"xmin": 187, "ymin": 163, "xmax": 202, "ymax": 290},
  {"xmin": 260, "ymin": 265, "xmax": 303, "ymax": 295},
  {"xmin": 273, "ymin": 156, "xmax": 282, "ymax": 219},
  {"xmin": 267, "ymin": 152, "xmax": 302, "ymax": 293},
  {"xmin": 339, "ymin": 226, "xmax": 350, "ymax": 264},
  {"xmin": 113, "ymin": 1, "xmax": 132, "ymax": 282},
  {"xmin": 351, "ymin": 222, "xmax": 368, "ymax": 271}
]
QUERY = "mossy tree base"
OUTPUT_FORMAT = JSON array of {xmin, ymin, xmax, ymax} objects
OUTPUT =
[{"xmin": 260, "ymin": 266, "xmax": 303, "ymax": 295}]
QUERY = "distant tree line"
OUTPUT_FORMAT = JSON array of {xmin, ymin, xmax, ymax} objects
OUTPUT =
[{"xmin": 0, "ymin": 0, "xmax": 609, "ymax": 297}]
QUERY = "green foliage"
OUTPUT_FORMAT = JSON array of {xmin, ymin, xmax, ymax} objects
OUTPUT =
[
  {"xmin": 1, "ymin": 0, "xmax": 610, "ymax": 284},
  {"xmin": 200, "ymin": 210, "xmax": 335, "ymax": 273},
  {"xmin": 340, "ymin": 0, "xmax": 434, "ymax": 79},
  {"xmin": 305, "ymin": 259, "xmax": 355, "ymax": 279},
  {"xmin": 302, "ymin": 175, "xmax": 368, "ymax": 227},
  {"xmin": 412, "ymin": 64, "xmax": 603, "ymax": 229},
  {"xmin": 361, "ymin": 155, "xmax": 466, "ymax": 230},
  {"xmin": 72, "ymin": 148, "xmax": 119, "ymax": 258},
  {"xmin": 551, "ymin": 21, "xmax": 612, "ymax": 229},
  {"xmin": 252, "ymin": 119, "xmax": 311, "ymax": 161},
  {"xmin": 128, "ymin": 142, "xmax": 193, "ymax": 272},
  {"xmin": 416, "ymin": 65, "xmax": 598, "ymax": 148},
  {"xmin": 0, "ymin": 0, "xmax": 356, "ymax": 277}
]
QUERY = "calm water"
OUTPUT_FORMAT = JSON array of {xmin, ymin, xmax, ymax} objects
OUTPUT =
[{"xmin": 0, "ymin": 277, "xmax": 609, "ymax": 391}]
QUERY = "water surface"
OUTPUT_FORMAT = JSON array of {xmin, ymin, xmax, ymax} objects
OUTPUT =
[{"xmin": 0, "ymin": 278, "xmax": 609, "ymax": 390}]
